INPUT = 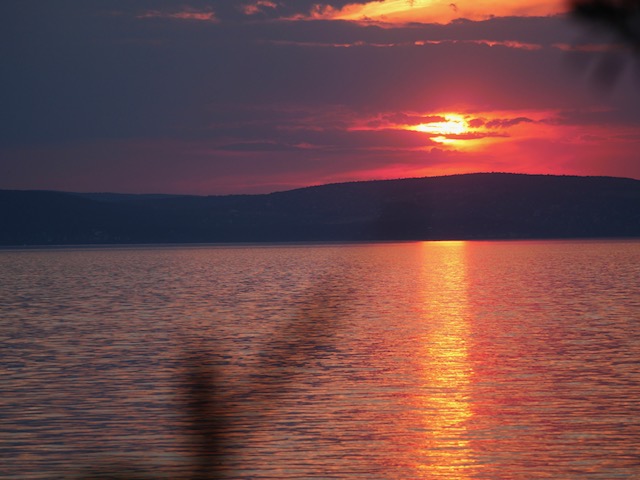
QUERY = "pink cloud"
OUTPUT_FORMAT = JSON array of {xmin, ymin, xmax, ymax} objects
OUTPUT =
[{"xmin": 242, "ymin": 1, "xmax": 278, "ymax": 16}]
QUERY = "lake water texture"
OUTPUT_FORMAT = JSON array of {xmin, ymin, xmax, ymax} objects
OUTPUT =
[{"xmin": 1, "ymin": 240, "xmax": 639, "ymax": 479}]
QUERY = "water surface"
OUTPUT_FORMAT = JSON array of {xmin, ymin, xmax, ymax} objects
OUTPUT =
[{"xmin": 1, "ymin": 240, "xmax": 639, "ymax": 478}]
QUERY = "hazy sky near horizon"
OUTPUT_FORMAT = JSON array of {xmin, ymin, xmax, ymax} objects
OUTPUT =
[{"xmin": 2, "ymin": 0, "xmax": 640, "ymax": 194}]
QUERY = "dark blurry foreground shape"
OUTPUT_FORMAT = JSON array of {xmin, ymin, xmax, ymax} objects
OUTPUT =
[
  {"xmin": 183, "ymin": 353, "xmax": 229, "ymax": 480},
  {"xmin": 78, "ymin": 276, "xmax": 348, "ymax": 479},
  {"xmin": 571, "ymin": 0, "xmax": 640, "ymax": 47},
  {"xmin": 569, "ymin": 0, "xmax": 640, "ymax": 88}
]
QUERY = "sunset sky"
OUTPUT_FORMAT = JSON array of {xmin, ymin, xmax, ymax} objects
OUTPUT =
[{"xmin": 2, "ymin": 0, "xmax": 640, "ymax": 194}]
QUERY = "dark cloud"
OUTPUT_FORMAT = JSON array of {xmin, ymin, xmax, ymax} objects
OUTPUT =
[
  {"xmin": 484, "ymin": 117, "xmax": 534, "ymax": 128},
  {"xmin": 71, "ymin": 0, "xmax": 377, "ymax": 22},
  {"xmin": 380, "ymin": 113, "xmax": 446, "ymax": 126},
  {"xmin": 467, "ymin": 118, "xmax": 485, "ymax": 127},
  {"xmin": 545, "ymin": 107, "xmax": 640, "ymax": 126},
  {"xmin": 216, "ymin": 141, "xmax": 300, "ymax": 152},
  {"xmin": 234, "ymin": 0, "xmax": 374, "ymax": 20}
]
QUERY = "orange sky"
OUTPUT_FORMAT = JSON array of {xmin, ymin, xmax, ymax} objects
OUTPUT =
[
  {"xmin": 324, "ymin": 105, "xmax": 640, "ymax": 187},
  {"xmin": 304, "ymin": 0, "xmax": 566, "ymax": 23}
]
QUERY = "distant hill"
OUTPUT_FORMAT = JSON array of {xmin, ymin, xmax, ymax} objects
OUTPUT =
[{"xmin": 1, "ymin": 173, "xmax": 639, "ymax": 245}]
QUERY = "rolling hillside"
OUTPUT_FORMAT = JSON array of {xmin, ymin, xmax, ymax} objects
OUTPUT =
[{"xmin": 1, "ymin": 173, "xmax": 639, "ymax": 245}]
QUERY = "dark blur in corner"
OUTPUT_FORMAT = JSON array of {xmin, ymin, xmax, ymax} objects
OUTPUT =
[{"xmin": 568, "ymin": 0, "xmax": 640, "ymax": 89}]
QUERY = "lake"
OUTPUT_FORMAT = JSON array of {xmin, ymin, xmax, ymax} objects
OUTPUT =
[{"xmin": 1, "ymin": 240, "xmax": 639, "ymax": 479}]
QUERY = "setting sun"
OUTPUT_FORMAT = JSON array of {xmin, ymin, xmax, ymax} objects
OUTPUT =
[{"xmin": 410, "ymin": 114, "xmax": 468, "ymax": 136}]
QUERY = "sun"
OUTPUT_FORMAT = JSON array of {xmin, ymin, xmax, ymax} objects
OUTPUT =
[
  {"xmin": 409, "ymin": 114, "xmax": 468, "ymax": 136},
  {"xmin": 408, "ymin": 114, "xmax": 469, "ymax": 143}
]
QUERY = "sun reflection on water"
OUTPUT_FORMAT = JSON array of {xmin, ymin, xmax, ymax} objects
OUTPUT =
[{"xmin": 417, "ymin": 241, "xmax": 475, "ymax": 478}]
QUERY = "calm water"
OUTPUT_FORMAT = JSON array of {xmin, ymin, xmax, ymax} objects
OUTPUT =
[{"xmin": 1, "ymin": 240, "xmax": 639, "ymax": 479}]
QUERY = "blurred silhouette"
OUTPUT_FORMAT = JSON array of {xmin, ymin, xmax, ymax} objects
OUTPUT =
[
  {"xmin": 183, "ymin": 353, "xmax": 229, "ymax": 480},
  {"xmin": 568, "ymin": 0, "xmax": 640, "ymax": 88},
  {"xmin": 76, "ymin": 274, "xmax": 351, "ymax": 479},
  {"xmin": 570, "ymin": 0, "xmax": 640, "ymax": 48}
]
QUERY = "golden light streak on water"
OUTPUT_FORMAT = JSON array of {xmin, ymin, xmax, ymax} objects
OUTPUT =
[{"xmin": 417, "ymin": 241, "xmax": 475, "ymax": 478}]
